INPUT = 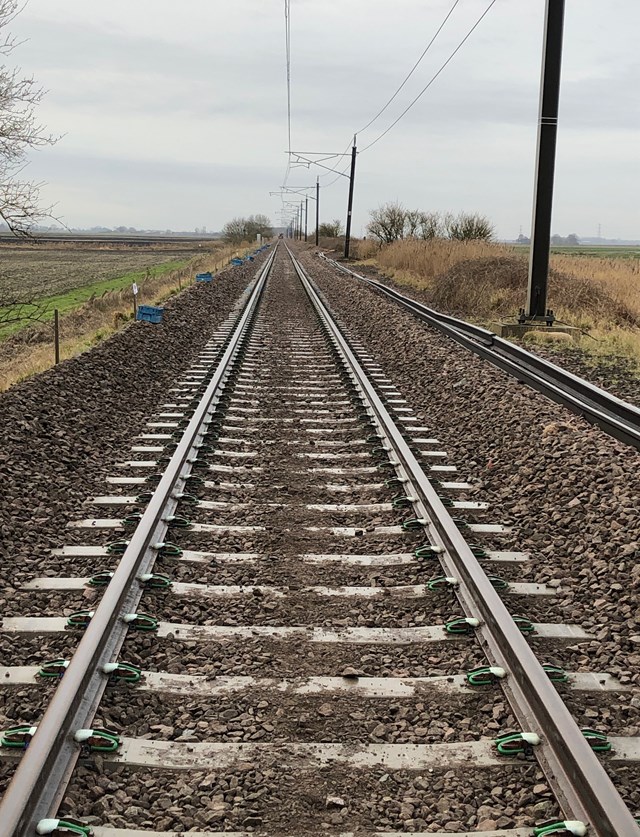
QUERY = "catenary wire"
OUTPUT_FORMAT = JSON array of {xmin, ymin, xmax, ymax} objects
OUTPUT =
[
  {"xmin": 360, "ymin": 0, "xmax": 498, "ymax": 153},
  {"xmin": 357, "ymin": 0, "xmax": 462, "ymax": 135}
]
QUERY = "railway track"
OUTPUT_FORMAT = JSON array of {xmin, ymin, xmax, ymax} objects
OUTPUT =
[{"xmin": 0, "ymin": 242, "xmax": 639, "ymax": 836}]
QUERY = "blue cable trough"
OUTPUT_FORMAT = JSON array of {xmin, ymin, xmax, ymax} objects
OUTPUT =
[
  {"xmin": 195, "ymin": 272, "xmax": 213, "ymax": 283},
  {"xmin": 136, "ymin": 305, "xmax": 164, "ymax": 324},
  {"xmin": 230, "ymin": 258, "xmax": 244, "ymax": 266}
]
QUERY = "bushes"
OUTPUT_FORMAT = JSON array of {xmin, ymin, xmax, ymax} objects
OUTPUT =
[{"xmin": 365, "ymin": 202, "xmax": 494, "ymax": 244}]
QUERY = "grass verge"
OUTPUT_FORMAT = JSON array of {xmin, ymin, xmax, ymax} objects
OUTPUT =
[{"xmin": 350, "ymin": 238, "xmax": 640, "ymax": 372}]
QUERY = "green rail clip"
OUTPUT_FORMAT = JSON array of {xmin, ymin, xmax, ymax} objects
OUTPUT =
[
  {"xmin": 512, "ymin": 615, "xmax": 535, "ymax": 634},
  {"xmin": 153, "ymin": 542, "xmax": 183, "ymax": 558},
  {"xmin": 543, "ymin": 664, "xmax": 569, "ymax": 683},
  {"xmin": 466, "ymin": 666, "xmax": 506, "ymax": 686},
  {"xmin": 581, "ymin": 728, "xmax": 611, "ymax": 752},
  {"xmin": 488, "ymin": 575, "xmax": 509, "ymax": 591},
  {"xmin": 122, "ymin": 512, "xmax": 143, "ymax": 528},
  {"xmin": 144, "ymin": 473, "xmax": 164, "ymax": 485},
  {"xmin": 138, "ymin": 573, "xmax": 172, "ymax": 589},
  {"xmin": 122, "ymin": 612, "xmax": 159, "ymax": 632},
  {"xmin": 469, "ymin": 545, "xmax": 488, "ymax": 558},
  {"xmin": 173, "ymin": 493, "xmax": 200, "ymax": 505},
  {"xmin": 106, "ymin": 540, "xmax": 129, "ymax": 555},
  {"xmin": 444, "ymin": 617, "xmax": 480, "ymax": 635},
  {"xmin": 134, "ymin": 492, "xmax": 155, "ymax": 504},
  {"xmin": 392, "ymin": 494, "xmax": 413, "ymax": 510},
  {"xmin": 384, "ymin": 477, "xmax": 405, "ymax": 489},
  {"xmin": 451, "ymin": 517, "xmax": 468, "ymax": 530},
  {"xmin": 36, "ymin": 817, "xmax": 94, "ymax": 836},
  {"xmin": 427, "ymin": 576, "xmax": 458, "ymax": 591},
  {"xmin": 190, "ymin": 457, "xmax": 209, "ymax": 471},
  {"xmin": 532, "ymin": 820, "xmax": 587, "ymax": 836},
  {"xmin": 415, "ymin": 545, "xmax": 442, "ymax": 560},
  {"xmin": 402, "ymin": 518, "xmax": 426, "ymax": 532},
  {"xmin": 66, "ymin": 611, "xmax": 94, "ymax": 629},
  {"xmin": 88, "ymin": 571, "xmax": 114, "ymax": 587},
  {"xmin": 74, "ymin": 728, "xmax": 120, "ymax": 753},
  {"xmin": 494, "ymin": 731, "xmax": 540, "ymax": 755},
  {"xmin": 102, "ymin": 662, "xmax": 142, "ymax": 683},
  {"xmin": 185, "ymin": 475, "xmax": 205, "ymax": 488},
  {"xmin": 437, "ymin": 495, "xmax": 454, "ymax": 507},
  {"xmin": 164, "ymin": 515, "xmax": 192, "ymax": 529},
  {"xmin": 38, "ymin": 660, "xmax": 70, "ymax": 678},
  {"xmin": 1, "ymin": 725, "xmax": 37, "ymax": 749}
]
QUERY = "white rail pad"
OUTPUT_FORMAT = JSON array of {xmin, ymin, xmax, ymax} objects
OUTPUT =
[
  {"xmin": 301, "ymin": 418, "xmax": 356, "ymax": 424},
  {"xmin": 110, "ymin": 738, "xmax": 513, "ymax": 771},
  {"xmin": 21, "ymin": 578, "xmax": 554, "ymax": 598},
  {"xmin": 49, "ymin": 547, "xmax": 257, "ymax": 564},
  {"xmin": 209, "ymin": 463, "xmax": 264, "ymax": 473},
  {"xmin": 303, "ymin": 524, "xmax": 509, "ymax": 536},
  {"xmin": 0, "ymin": 668, "xmax": 625, "ymax": 696},
  {"xmin": 67, "ymin": 517, "xmax": 264, "ymax": 532},
  {"xmin": 323, "ymin": 481, "xmax": 472, "ymax": 491},
  {"xmin": 308, "ymin": 465, "xmax": 456, "ymax": 474},
  {"xmin": 299, "ymin": 452, "xmax": 370, "ymax": 460},
  {"xmin": 224, "ymin": 416, "xmax": 294, "ymax": 423},
  {"xmin": 92, "ymin": 830, "xmax": 531, "ymax": 837},
  {"xmin": 211, "ymin": 449, "xmax": 258, "ymax": 458},
  {"xmin": 306, "ymin": 501, "xmax": 488, "ymax": 512},
  {"xmin": 1, "ymin": 619, "xmax": 590, "ymax": 641},
  {"xmin": 105, "ymin": 476, "xmax": 147, "ymax": 485}
]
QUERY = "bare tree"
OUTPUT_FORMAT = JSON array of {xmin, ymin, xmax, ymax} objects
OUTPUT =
[
  {"xmin": 0, "ymin": 0, "xmax": 57, "ymax": 236},
  {"xmin": 444, "ymin": 211, "xmax": 494, "ymax": 241},
  {"xmin": 366, "ymin": 202, "xmax": 407, "ymax": 244},
  {"xmin": 416, "ymin": 211, "xmax": 442, "ymax": 240},
  {"xmin": 404, "ymin": 209, "xmax": 422, "ymax": 238},
  {"xmin": 222, "ymin": 217, "xmax": 248, "ymax": 244},
  {"xmin": 223, "ymin": 214, "xmax": 273, "ymax": 244},
  {"xmin": 317, "ymin": 220, "xmax": 343, "ymax": 238},
  {"xmin": 245, "ymin": 214, "xmax": 273, "ymax": 240}
]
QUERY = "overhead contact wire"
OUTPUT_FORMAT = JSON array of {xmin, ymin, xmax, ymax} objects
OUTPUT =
[{"xmin": 360, "ymin": 0, "xmax": 498, "ymax": 153}]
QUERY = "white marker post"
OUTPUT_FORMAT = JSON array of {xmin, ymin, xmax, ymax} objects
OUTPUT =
[{"xmin": 132, "ymin": 282, "xmax": 139, "ymax": 319}]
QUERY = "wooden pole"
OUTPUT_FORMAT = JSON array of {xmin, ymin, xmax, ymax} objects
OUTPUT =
[{"xmin": 53, "ymin": 309, "xmax": 60, "ymax": 365}]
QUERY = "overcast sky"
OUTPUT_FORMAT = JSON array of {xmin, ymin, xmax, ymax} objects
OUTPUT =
[{"xmin": 9, "ymin": 0, "xmax": 640, "ymax": 238}]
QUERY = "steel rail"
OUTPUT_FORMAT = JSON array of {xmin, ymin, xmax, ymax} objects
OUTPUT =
[
  {"xmin": 0, "ymin": 245, "xmax": 278, "ymax": 837},
  {"xmin": 291, "ymin": 245, "xmax": 639, "ymax": 836},
  {"xmin": 319, "ymin": 253, "xmax": 640, "ymax": 452}
]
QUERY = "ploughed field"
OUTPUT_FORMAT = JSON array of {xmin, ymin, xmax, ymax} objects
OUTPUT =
[
  {"xmin": 0, "ymin": 244, "xmax": 638, "ymax": 834},
  {"xmin": 0, "ymin": 241, "xmax": 204, "ymax": 304}
]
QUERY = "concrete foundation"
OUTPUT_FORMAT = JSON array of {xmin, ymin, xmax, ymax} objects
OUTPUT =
[{"xmin": 488, "ymin": 322, "xmax": 580, "ymax": 342}]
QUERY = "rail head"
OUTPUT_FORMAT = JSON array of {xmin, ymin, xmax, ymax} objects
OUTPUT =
[{"xmin": 0, "ymin": 245, "xmax": 278, "ymax": 837}]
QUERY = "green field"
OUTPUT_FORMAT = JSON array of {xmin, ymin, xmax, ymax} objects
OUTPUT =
[
  {"xmin": 0, "ymin": 242, "xmax": 204, "ymax": 339},
  {"xmin": 512, "ymin": 244, "xmax": 640, "ymax": 259},
  {"xmin": 0, "ymin": 260, "xmax": 190, "ymax": 338}
]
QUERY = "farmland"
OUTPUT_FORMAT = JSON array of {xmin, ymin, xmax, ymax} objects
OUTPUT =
[
  {"xmin": 0, "ymin": 239, "xmax": 243, "ymax": 388},
  {"xmin": 0, "ymin": 241, "xmax": 208, "ymax": 332}
]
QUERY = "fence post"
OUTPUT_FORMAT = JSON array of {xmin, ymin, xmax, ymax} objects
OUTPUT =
[{"xmin": 53, "ymin": 309, "xmax": 60, "ymax": 364}]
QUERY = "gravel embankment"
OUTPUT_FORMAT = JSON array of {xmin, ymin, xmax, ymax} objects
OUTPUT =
[{"xmin": 0, "ymin": 256, "xmax": 260, "ymax": 590}]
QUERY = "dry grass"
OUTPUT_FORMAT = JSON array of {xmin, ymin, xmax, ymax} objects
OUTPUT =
[
  {"xmin": 351, "ymin": 237, "xmax": 640, "ymax": 367},
  {"xmin": 0, "ymin": 242, "xmax": 249, "ymax": 390}
]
